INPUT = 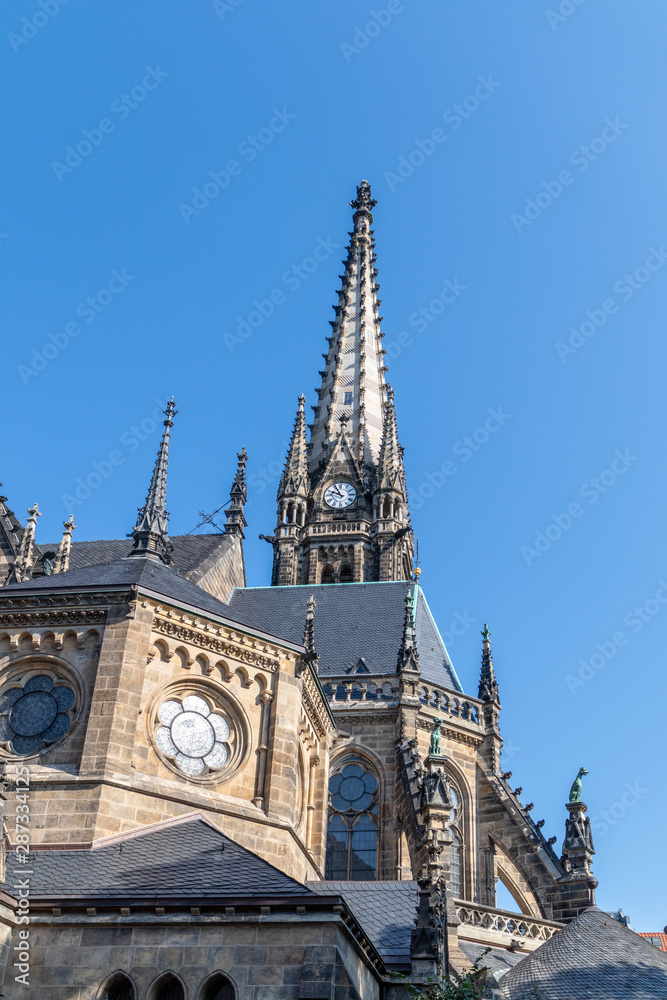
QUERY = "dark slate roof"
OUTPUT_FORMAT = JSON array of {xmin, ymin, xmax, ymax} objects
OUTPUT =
[
  {"xmin": 459, "ymin": 941, "xmax": 526, "ymax": 978},
  {"xmin": 12, "ymin": 816, "xmax": 314, "ymax": 900},
  {"xmin": 0, "ymin": 556, "xmax": 299, "ymax": 646},
  {"xmin": 228, "ymin": 582, "xmax": 461, "ymax": 690},
  {"xmin": 306, "ymin": 880, "xmax": 418, "ymax": 968},
  {"xmin": 500, "ymin": 906, "xmax": 667, "ymax": 999},
  {"xmin": 37, "ymin": 533, "xmax": 228, "ymax": 575}
]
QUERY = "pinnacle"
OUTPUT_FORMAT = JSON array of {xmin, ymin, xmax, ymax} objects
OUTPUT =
[
  {"xmin": 128, "ymin": 397, "xmax": 176, "ymax": 565},
  {"xmin": 478, "ymin": 623, "xmax": 500, "ymax": 703}
]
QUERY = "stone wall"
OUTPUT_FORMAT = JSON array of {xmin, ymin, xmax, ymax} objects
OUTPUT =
[{"xmin": 1, "ymin": 911, "xmax": 381, "ymax": 1000}]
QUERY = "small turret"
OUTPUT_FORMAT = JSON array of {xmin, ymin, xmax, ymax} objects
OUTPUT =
[
  {"xmin": 128, "ymin": 398, "xmax": 176, "ymax": 565},
  {"xmin": 224, "ymin": 448, "xmax": 248, "ymax": 538}
]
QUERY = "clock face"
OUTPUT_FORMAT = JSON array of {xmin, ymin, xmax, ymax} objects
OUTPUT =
[{"xmin": 324, "ymin": 482, "xmax": 357, "ymax": 509}]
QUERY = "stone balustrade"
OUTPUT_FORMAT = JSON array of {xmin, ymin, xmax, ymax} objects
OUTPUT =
[
  {"xmin": 320, "ymin": 676, "xmax": 481, "ymax": 725},
  {"xmin": 455, "ymin": 899, "xmax": 563, "ymax": 952}
]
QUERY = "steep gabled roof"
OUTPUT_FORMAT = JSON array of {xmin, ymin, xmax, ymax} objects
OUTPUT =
[
  {"xmin": 228, "ymin": 581, "xmax": 461, "ymax": 690},
  {"xmin": 500, "ymin": 906, "xmax": 667, "ymax": 999},
  {"xmin": 8, "ymin": 815, "xmax": 313, "ymax": 900}
]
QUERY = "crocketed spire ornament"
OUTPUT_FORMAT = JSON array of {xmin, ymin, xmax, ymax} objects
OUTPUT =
[
  {"xmin": 128, "ymin": 398, "xmax": 176, "ymax": 565},
  {"xmin": 478, "ymin": 623, "xmax": 500, "ymax": 703},
  {"xmin": 397, "ymin": 585, "xmax": 420, "ymax": 674},
  {"xmin": 12, "ymin": 503, "xmax": 41, "ymax": 582},
  {"xmin": 224, "ymin": 447, "xmax": 248, "ymax": 537},
  {"xmin": 278, "ymin": 396, "xmax": 309, "ymax": 501},
  {"xmin": 54, "ymin": 515, "xmax": 76, "ymax": 575}
]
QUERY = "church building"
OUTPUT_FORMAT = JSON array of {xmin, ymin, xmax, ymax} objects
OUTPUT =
[{"xmin": 0, "ymin": 182, "xmax": 664, "ymax": 999}]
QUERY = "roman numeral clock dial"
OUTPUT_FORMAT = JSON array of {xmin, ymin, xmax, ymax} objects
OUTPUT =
[{"xmin": 324, "ymin": 482, "xmax": 356, "ymax": 509}]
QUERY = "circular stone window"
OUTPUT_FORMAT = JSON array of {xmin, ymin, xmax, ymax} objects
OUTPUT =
[
  {"xmin": 155, "ymin": 694, "xmax": 232, "ymax": 777},
  {"xmin": 0, "ymin": 674, "xmax": 76, "ymax": 756}
]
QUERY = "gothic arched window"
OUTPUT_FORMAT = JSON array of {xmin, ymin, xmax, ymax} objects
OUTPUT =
[
  {"xmin": 321, "ymin": 565, "xmax": 335, "ymax": 584},
  {"xmin": 102, "ymin": 974, "xmax": 135, "ymax": 1000},
  {"xmin": 339, "ymin": 563, "xmax": 353, "ymax": 583},
  {"xmin": 448, "ymin": 783, "xmax": 464, "ymax": 899},
  {"xmin": 325, "ymin": 759, "xmax": 378, "ymax": 880},
  {"xmin": 152, "ymin": 975, "xmax": 184, "ymax": 1000},
  {"xmin": 201, "ymin": 974, "xmax": 235, "ymax": 1000}
]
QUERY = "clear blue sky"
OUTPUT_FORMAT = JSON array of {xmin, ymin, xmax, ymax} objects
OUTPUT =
[{"xmin": 2, "ymin": 0, "xmax": 666, "ymax": 929}]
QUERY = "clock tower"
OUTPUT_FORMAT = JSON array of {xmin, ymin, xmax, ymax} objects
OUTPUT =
[{"xmin": 265, "ymin": 181, "xmax": 414, "ymax": 585}]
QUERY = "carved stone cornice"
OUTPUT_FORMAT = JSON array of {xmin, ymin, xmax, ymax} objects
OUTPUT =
[
  {"xmin": 336, "ymin": 713, "xmax": 397, "ymax": 725},
  {"xmin": 152, "ymin": 613, "xmax": 281, "ymax": 672},
  {"xmin": 416, "ymin": 717, "xmax": 483, "ymax": 748},
  {"xmin": 0, "ymin": 608, "xmax": 107, "ymax": 629},
  {"xmin": 302, "ymin": 669, "xmax": 335, "ymax": 739},
  {"xmin": 0, "ymin": 592, "xmax": 127, "ymax": 613}
]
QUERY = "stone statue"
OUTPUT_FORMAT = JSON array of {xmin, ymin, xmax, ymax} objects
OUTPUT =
[
  {"xmin": 569, "ymin": 767, "xmax": 589, "ymax": 803},
  {"xmin": 429, "ymin": 718, "xmax": 443, "ymax": 756}
]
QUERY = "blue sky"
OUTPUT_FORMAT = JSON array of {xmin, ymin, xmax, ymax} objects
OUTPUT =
[{"xmin": 2, "ymin": 1, "xmax": 666, "ymax": 928}]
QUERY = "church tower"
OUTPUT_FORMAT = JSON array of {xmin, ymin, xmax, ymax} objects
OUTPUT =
[{"xmin": 269, "ymin": 181, "xmax": 414, "ymax": 585}]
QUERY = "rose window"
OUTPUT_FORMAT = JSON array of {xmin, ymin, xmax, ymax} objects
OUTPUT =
[
  {"xmin": 0, "ymin": 674, "xmax": 76, "ymax": 755},
  {"xmin": 155, "ymin": 695, "xmax": 230, "ymax": 777}
]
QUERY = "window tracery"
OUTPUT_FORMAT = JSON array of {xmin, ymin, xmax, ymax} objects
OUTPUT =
[
  {"xmin": 0, "ymin": 672, "xmax": 77, "ymax": 756},
  {"xmin": 325, "ymin": 758, "xmax": 378, "ymax": 880}
]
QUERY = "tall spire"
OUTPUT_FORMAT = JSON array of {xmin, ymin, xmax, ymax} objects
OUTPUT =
[
  {"xmin": 224, "ymin": 448, "xmax": 248, "ymax": 537},
  {"xmin": 128, "ymin": 398, "xmax": 176, "ymax": 565},
  {"xmin": 278, "ymin": 396, "xmax": 310, "ymax": 500},
  {"xmin": 54, "ymin": 515, "xmax": 76, "ymax": 575},
  {"xmin": 308, "ymin": 180, "xmax": 388, "ymax": 475},
  {"xmin": 478, "ymin": 624, "xmax": 500, "ymax": 703},
  {"xmin": 12, "ymin": 503, "xmax": 40, "ymax": 582}
]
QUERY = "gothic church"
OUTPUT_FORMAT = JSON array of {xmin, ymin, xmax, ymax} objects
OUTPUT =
[{"xmin": 0, "ymin": 182, "xmax": 664, "ymax": 1000}]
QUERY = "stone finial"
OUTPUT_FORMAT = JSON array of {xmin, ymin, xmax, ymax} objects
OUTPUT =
[
  {"xmin": 13, "ymin": 502, "xmax": 41, "ymax": 582},
  {"xmin": 128, "ymin": 398, "xmax": 176, "ymax": 565},
  {"xmin": 350, "ymin": 179, "xmax": 377, "ymax": 215},
  {"xmin": 54, "ymin": 514, "xmax": 76, "ymax": 575},
  {"xmin": 224, "ymin": 447, "xmax": 248, "ymax": 538}
]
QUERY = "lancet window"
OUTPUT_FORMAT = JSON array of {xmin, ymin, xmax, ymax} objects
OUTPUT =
[{"xmin": 325, "ymin": 758, "xmax": 379, "ymax": 880}]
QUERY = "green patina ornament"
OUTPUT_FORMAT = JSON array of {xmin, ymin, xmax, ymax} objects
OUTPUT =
[
  {"xmin": 569, "ymin": 767, "xmax": 589, "ymax": 803},
  {"xmin": 430, "ymin": 717, "xmax": 443, "ymax": 756}
]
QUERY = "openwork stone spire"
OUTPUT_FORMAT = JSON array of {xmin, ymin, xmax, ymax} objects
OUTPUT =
[
  {"xmin": 54, "ymin": 515, "xmax": 76, "ymax": 575},
  {"xmin": 128, "ymin": 398, "xmax": 176, "ymax": 565},
  {"xmin": 478, "ymin": 624, "xmax": 500, "ymax": 703},
  {"xmin": 308, "ymin": 179, "xmax": 388, "ymax": 475},
  {"xmin": 224, "ymin": 448, "xmax": 248, "ymax": 537},
  {"xmin": 278, "ymin": 395, "xmax": 310, "ymax": 501},
  {"xmin": 12, "ymin": 503, "xmax": 40, "ymax": 582}
]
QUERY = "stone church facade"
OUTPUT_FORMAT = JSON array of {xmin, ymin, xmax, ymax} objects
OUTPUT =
[{"xmin": 0, "ymin": 182, "xmax": 650, "ymax": 1000}]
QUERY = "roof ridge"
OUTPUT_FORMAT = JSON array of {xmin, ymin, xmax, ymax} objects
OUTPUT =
[{"xmin": 91, "ymin": 810, "xmax": 218, "ymax": 850}]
